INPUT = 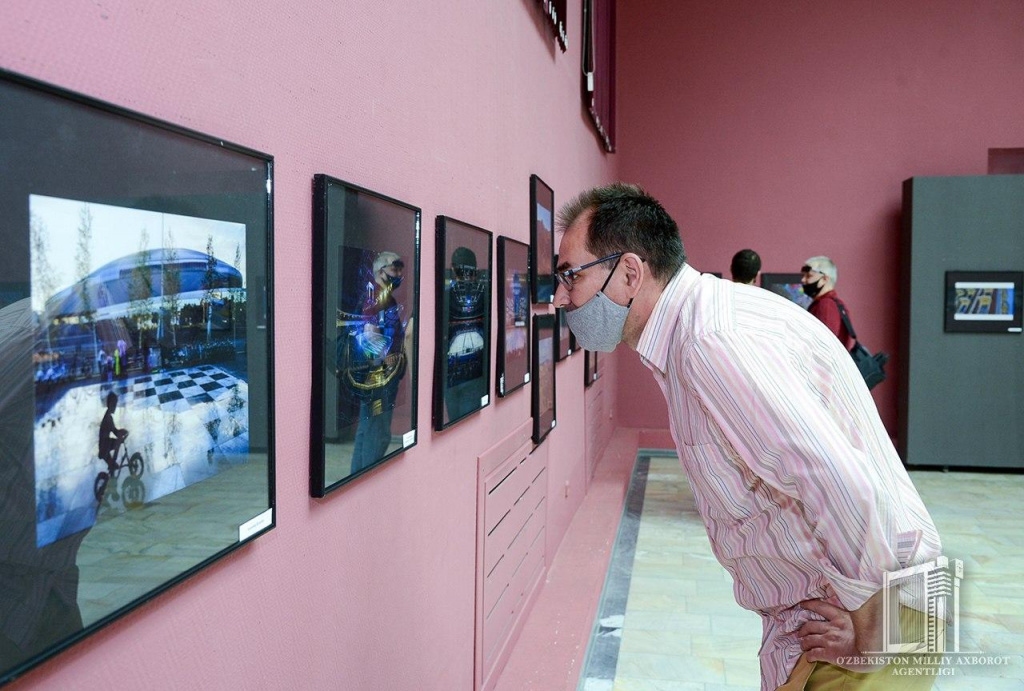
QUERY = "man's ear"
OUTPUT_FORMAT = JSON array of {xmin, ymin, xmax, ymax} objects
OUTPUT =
[{"xmin": 622, "ymin": 253, "xmax": 645, "ymax": 296}]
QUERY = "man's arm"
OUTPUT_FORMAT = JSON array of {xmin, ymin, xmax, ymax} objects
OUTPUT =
[{"xmin": 797, "ymin": 591, "xmax": 885, "ymax": 671}]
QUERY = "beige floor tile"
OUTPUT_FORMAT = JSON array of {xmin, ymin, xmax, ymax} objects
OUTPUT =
[
  {"xmin": 722, "ymin": 656, "xmax": 761, "ymax": 686},
  {"xmin": 616, "ymin": 651, "xmax": 726, "ymax": 684},
  {"xmin": 613, "ymin": 677, "xmax": 705, "ymax": 691},
  {"xmin": 618, "ymin": 629, "xmax": 692, "ymax": 656}
]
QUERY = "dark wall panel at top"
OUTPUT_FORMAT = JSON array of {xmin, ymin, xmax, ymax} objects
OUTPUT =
[{"xmin": 900, "ymin": 175, "xmax": 1024, "ymax": 468}]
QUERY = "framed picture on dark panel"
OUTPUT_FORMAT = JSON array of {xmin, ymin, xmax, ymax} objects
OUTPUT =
[
  {"xmin": 497, "ymin": 237, "xmax": 530, "ymax": 397},
  {"xmin": 0, "ymin": 69, "xmax": 275, "ymax": 685},
  {"xmin": 944, "ymin": 271, "xmax": 1023, "ymax": 333},
  {"xmin": 761, "ymin": 272, "xmax": 813, "ymax": 310},
  {"xmin": 434, "ymin": 216, "xmax": 492, "ymax": 430},
  {"xmin": 311, "ymin": 176, "xmax": 421, "ymax": 497},
  {"xmin": 530, "ymin": 175, "xmax": 555, "ymax": 304},
  {"xmin": 556, "ymin": 307, "xmax": 574, "ymax": 361},
  {"xmin": 532, "ymin": 314, "xmax": 557, "ymax": 444}
]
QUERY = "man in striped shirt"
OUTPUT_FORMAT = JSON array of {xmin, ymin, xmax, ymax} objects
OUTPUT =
[{"xmin": 554, "ymin": 183, "xmax": 941, "ymax": 690}]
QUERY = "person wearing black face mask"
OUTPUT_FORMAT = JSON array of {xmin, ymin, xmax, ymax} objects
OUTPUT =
[{"xmin": 801, "ymin": 257, "xmax": 852, "ymax": 350}]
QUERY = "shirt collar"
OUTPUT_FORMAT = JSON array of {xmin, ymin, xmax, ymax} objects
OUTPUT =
[{"xmin": 636, "ymin": 263, "xmax": 701, "ymax": 375}]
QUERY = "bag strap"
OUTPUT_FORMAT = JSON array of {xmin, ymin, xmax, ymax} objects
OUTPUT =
[{"xmin": 830, "ymin": 295, "xmax": 859, "ymax": 341}]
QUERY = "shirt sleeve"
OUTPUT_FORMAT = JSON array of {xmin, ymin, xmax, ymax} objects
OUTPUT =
[
  {"xmin": 685, "ymin": 329, "xmax": 901, "ymax": 611},
  {"xmin": 810, "ymin": 297, "xmax": 844, "ymax": 341}
]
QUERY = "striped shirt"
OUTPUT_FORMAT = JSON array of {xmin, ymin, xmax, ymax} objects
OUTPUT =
[{"xmin": 636, "ymin": 264, "xmax": 941, "ymax": 691}]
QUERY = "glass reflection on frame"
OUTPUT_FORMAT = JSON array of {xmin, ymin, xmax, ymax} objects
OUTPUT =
[
  {"xmin": 311, "ymin": 176, "xmax": 421, "ymax": 496},
  {"xmin": 497, "ymin": 237, "xmax": 530, "ymax": 397},
  {"xmin": 530, "ymin": 175, "xmax": 555, "ymax": 304},
  {"xmin": 532, "ymin": 313, "xmax": 557, "ymax": 444},
  {"xmin": 433, "ymin": 216, "xmax": 492, "ymax": 431},
  {"xmin": 0, "ymin": 69, "xmax": 275, "ymax": 685}
]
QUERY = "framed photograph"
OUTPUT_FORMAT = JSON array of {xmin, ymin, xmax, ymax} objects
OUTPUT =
[
  {"xmin": 944, "ymin": 271, "xmax": 1023, "ymax": 333},
  {"xmin": 0, "ymin": 69, "xmax": 275, "ymax": 685},
  {"xmin": 556, "ymin": 307, "xmax": 575, "ymax": 361},
  {"xmin": 530, "ymin": 175, "xmax": 555, "ymax": 304},
  {"xmin": 434, "ymin": 216, "xmax": 492, "ymax": 430},
  {"xmin": 761, "ymin": 272, "xmax": 813, "ymax": 309},
  {"xmin": 311, "ymin": 176, "xmax": 421, "ymax": 496},
  {"xmin": 532, "ymin": 314, "xmax": 557, "ymax": 444},
  {"xmin": 497, "ymin": 237, "xmax": 530, "ymax": 397},
  {"xmin": 584, "ymin": 350, "xmax": 600, "ymax": 387}
]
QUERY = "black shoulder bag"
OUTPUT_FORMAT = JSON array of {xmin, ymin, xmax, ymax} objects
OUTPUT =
[{"xmin": 833, "ymin": 298, "xmax": 889, "ymax": 390}]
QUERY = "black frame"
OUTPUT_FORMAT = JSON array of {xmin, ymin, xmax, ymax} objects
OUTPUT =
[
  {"xmin": 497, "ymin": 237, "xmax": 531, "ymax": 397},
  {"xmin": 532, "ymin": 314, "xmax": 557, "ymax": 444},
  {"xmin": 538, "ymin": 0, "xmax": 568, "ymax": 51},
  {"xmin": 310, "ymin": 175, "xmax": 422, "ymax": 496},
  {"xmin": 944, "ymin": 271, "xmax": 1024, "ymax": 334},
  {"xmin": 0, "ymin": 69, "xmax": 276, "ymax": 685},
  {"xmin": 433, "ymin": 216, "xmax": 493, "ymax": 430},
  {"xmin": 530, "ymin": 175, "xmax": 555, "ymax": 304},
  {"xmin": 760, "ymin": 272, "xmax": 813, "ymax": 310},
  {"xmin": 584, "ymin": 350, "xmax": 600, "ymax": 387},
  {"xmin": 556, "ymin": 307, "xmax": 575, "ymax": 361}
]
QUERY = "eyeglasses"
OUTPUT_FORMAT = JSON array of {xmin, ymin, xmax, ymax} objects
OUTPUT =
[{"xmin": 555, "ymin": 253, "xmax": 623, "ymax": 292}]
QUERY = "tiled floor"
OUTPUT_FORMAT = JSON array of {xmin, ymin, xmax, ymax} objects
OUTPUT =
[{"xmin": 580, "ymin": 452, "xmax": 1024, "ymax": 690}]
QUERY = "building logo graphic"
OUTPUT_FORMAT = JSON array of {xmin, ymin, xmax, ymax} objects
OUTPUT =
[{"xmin": 877, "ymin": 555, "xmax": 964, "ymax": 654}]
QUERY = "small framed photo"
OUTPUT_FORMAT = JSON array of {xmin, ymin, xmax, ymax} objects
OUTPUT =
[
  {"xmin": 532, "ymin": 313, "xmax": 557, "ymax": 444},
  {"xmin": 497, "ymin": 237, "xmax": 530, "ymax": 397},
  {"xmin": 530, "ymin": 175, "xmax": 555, "ymax": 304},
  {"xmin": 584, "ymin": 350, "xmax": 600, "ymax": 387},
  {"xmin": 311, "ymin": 176, "xmax": 421, "ymax": 496},
  {"xmin": 1, "ymin": 69, "xmax": 275, "ymax": 684},
  {"xmin": 761, "ymin": 272, "xmax": 813, "ymax": 309},
  {"xmin": 434, "ymin": 216, "xmax": 492, "ymax": 430},
  {"xmin": 944, "ymin": 271, "xmax": 1023, "ymax": 333},
  {"xmin": 556, "ymin": 307, "xmax": 574, "ymax": 360}
]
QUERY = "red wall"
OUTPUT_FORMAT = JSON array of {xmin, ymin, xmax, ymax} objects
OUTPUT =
[
  {"xmin": 616, "ymin": 0, "xmax": 1024, "ymax": 435},
  {"xmin": 0, "ymin": 1, "xmax": 614, "ymax": 689}
]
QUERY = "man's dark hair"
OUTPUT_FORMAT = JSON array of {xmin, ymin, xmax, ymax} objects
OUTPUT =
[
  {"xmin": 558, "ymin": 183, "xmax": 685, "ymax": 282},
  {"xmin": 730, "ymin": 249, "xmax": 761, "ymax": 284},
  {"xmin": 105, "ymin": 391, "xmax": 118, "ymax": 408}
]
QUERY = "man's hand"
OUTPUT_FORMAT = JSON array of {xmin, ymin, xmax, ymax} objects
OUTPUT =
[{"xmin": 797, "ymin": 598, "xmax": 886, "ymax": 672}]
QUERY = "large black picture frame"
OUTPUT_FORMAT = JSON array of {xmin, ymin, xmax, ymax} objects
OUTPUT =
[
  {"xmin": 532, "ymin": 313, "xmax": 557, "ymax": 444},
  {"xmin": 0, "ymin": 69, "xmax": 275, "ymax": 685},
  {"xmin": 530, "ymin": 175, "xmax": 555, "ymax": 304},
  {"xmin": 944, "ymin": 271, "xmax": 1023, "ymax": 334},
  {"xmin": 310, "ymin": 176, "xmax": 422, "ymax": 496},
  {"xmin": 497, "ymin": 237, "xmax": 531, "ymax": 398},
  {"xmin": 761, "ymin": 272, "xmax": 813, "ymax": 310},
  {"xmin": 433, "ymin": 216, "xmax": 492, "ymax": 431}
]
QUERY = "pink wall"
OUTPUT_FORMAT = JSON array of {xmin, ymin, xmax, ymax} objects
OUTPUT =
[
  {"xmin": 616, "ymin": 0, "xmax": 1024, "ymax": 435},
  {"xmin": 1, "ymin": 1, "xmax": 615, "ymax": 689}
]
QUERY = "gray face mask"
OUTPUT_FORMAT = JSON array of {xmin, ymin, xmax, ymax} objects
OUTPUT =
[{"xmin": 564, "ymin": 257, "xmax": 633, "ymax": 352}]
